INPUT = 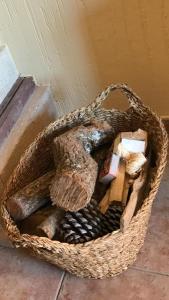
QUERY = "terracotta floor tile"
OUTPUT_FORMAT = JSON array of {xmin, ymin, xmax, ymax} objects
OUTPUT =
[
  {"xmin": 154, "ymin": 161, "xmax": 169, "ymax": 211},
  {"xmin": 133, "ymin": 161, "xmax": 169, "ymax": 274},
  {"xmin": 0, "ymin": 246, "xmax": 64, "ymax": 300},
  {"xmin": 58, "ymin": 269, "xmax": 169, "ymax": 300}
]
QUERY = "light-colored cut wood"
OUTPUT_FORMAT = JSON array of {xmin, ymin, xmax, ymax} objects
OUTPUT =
[
  {"xmin": 99, "ymin": 188, "xmax": 110, "ymax": 214},
  {"xmin": 122, "ymin": 174, "xmax": 133, "ymax": 207},
  {"xmin": 126, "ymin": 152, "xmax": 147, "ymax": 176},
  {"xmin": 121, "ymin": 129, "xmax": 147, "ymax": 153},
  {"xmin": 99, "ymin": 160, "xmax": 126, "ymax": 213},
  {"xmin": 120, "ymin": 169, "xmax": 147, "ymax": 232},
  {"xmin": 121, "ymin": 129, "xmax": 147, "ymax": 142},
  {"xmin": 109, "ymin": 160, "xmax": 126, "ymax": 203}
]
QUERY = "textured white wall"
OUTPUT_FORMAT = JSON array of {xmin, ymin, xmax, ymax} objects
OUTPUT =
[{"xmin": 0, "ymin": 0, "xmax": 169, "ymax": 116}]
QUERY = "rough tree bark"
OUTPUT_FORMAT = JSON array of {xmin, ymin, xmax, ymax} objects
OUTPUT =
[
  {"xmin": 36, "ymin": 207, "xmax": 64, "ymax": 239},
  {"xmin": 7, "ymin": 170, "xmax": 55, "ymax": 221},
  {"xmin": 50, "ymin": 121, "xmax": 114, "ymax": 211}
]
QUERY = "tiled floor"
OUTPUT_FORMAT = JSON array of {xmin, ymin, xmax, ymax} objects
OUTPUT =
[{"xmin": 0, "ymin": 142, "xmax": 169, "ymax": 299}]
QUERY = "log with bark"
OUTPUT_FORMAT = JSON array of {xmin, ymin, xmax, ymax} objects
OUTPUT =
[
  {"xmin": 50, "ymin": 121, "xmax": 114, "ymax": 211},
  {"xmin": 19, "ymin": 205, "xmax": 64, "ymax": 239},
  {"xmin": 7, "ymin": 171, "xmax": 55, "ymax": 221},
  {"xmin": 36, "ymin": 207, "xmax": 64, "ymax": 239}
]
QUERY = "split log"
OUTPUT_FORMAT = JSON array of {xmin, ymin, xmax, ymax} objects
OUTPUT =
[
  {"xmin": 109, "ymin": 160, "xmax": 126, "ymax": 205},
  {"xmin": 7, "ymin": 171, "xmax": 55, "ymax": 221},
  {"xmin": 50, "ymin": 121, "xmax": 114, "ymax": 211},
  {"xmin": 99, "ymin": 188, "xmax": 110, "ymax": 214},
  {"xmin": 125, "ymin": 152, "xmax": 147, "ymax": 176},
  {"xmin": 122, "ymin": 175, "xmax": 133, "ymax": 207},
  {"xmin": 37, "ymin": 207, "xmax": 64, "ymax": 239},
  {"xmin": 120, "ymin": 129, "xmax": 147, "ymax": 141},
  {"xmin": 120, "ymin": 167, "xmax": 148, "ymax": 232},
  {"xmin": 99, "ymin": 154, "xmax": 120, "ymax": 184},
  {"xmin": 99, "ymin": 160, "xmax": 126, "ymax": 213},
  {"xmin": 118, "ymin": 143, "xmax": 147, "ymax": 176},
  {"xmin": 99, "ymin": 134, "xmax": 121, "ymax": 184},
  {"xmin": 120, "ymin": 129, "xmax": 147, "ymax": 154},
  {"xmin": 19, "ymin": 206, "xmax": 54, "ymax": 235}
]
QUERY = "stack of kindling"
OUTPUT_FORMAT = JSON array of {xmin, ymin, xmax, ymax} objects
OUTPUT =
[{"xmin": 99, "ymin": 129, "xmax": 148, "ymax": 232}]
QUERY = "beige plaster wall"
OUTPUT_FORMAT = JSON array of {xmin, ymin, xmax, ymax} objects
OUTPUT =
[{"xmin": 0, "ymin": 0, "xmax": 169, "ymax": 116}]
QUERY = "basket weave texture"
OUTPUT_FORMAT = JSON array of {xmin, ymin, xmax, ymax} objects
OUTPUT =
[{"xmin": 1, "ymin": 84, "xmax": 168, "ymax": 278}]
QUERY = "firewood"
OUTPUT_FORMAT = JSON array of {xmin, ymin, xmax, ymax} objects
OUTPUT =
[
  {"xmin": 109, "ymin": 160, "xmax": 126, "ymax": 205},
  {"xmin": 99, "ymin": 160, "xmax": 126, "ymax": 213},
  {"xmin": 50, "ymin": 121, "xmax": 114, "ymax": 211},
  {"xmin": 125, "ymin": 152, "xmax": 147, "ymax": 176},
  {"xmin": 99, "ymin": 134, "xmax": 121, "ymax": 184},
  {"xmin": 19, "ymin": 206, "xmax": 54, "ymax": 235},
  {"xmin": 120, "ymin": 129, "xmax": 147, "ymax": 154},
  {"xmin": 99, "ymin": 154, "xmax": 120, "ymax": 184},
  {"xmin": 99, "ymin": 188, "xmax": 110, "ymax": 214},
  {"xmin": 118, "ymin": 144, "xmax": 147, "ymax": 176},
  {"xmin": 120, "ymin": 168, "xmax": 147, "ymax": 232},
  {"xmin": 122, "ymin": 174, "xmax": 133, "ymax": 207},
  {"xmin": 121, "ymin": 128, "xmax": 147, "ymax": 141},
  {"xmin": 120, "ymin": 129, "xmax": 147, "ymax": 142},
  {"xmin": 7, "ymin": 171, "xmax": 55, "ymax": 221},
  {"xmin": 37, "ymin": 207, "xmax": 64, "ymax": 239},
  {"xmin": 113, "ymin": 134, "xmax": 121, "ymax": 153}
]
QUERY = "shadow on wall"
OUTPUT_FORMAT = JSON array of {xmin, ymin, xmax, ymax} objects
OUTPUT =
[{"xmin": 78, "ymin": 0, "xmax": 169, "ymax": 114}]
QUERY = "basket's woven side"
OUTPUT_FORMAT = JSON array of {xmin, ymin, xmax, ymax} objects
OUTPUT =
[
  {"xmin": 5, "ymin": 199, "xmax": 151, "ymax": 279},
  {"xmin": 1, "ymin": 84, "xmax": 168, "ymax": 279}
]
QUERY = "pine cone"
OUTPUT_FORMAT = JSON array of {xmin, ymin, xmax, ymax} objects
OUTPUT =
[{"xmin": 60, "ymin": 199, "xmax": 123, "ymax": 244}]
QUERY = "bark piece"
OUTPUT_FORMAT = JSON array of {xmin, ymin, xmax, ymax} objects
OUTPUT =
[
  {"xmin": 120, "ymin": 168, "xmax": 147, "ymax": 232},
  {"xmin": 99, "ymin": 160, "xmax": 126, "ymax": 213},
  {"xmin": 37, "ymin": 207, "xmax": 64, "ymax": 239},
  {"xmin": 99, "ymin": 188, "xmax": 110, "ymax": 214},
  {"xmin": 19, "ymin": 206, "xmax": 54, "ymax": 235},
  {"xmin": 7, "ymin": 170, "xmax": 55, "ymax": 221},
  {"xmin": 122, "ymin": 174, "xmax": 133, "ymax": 207},
  {"xmin": 50, "ymin": 121, "xmax": 113, "ymax": 211}
]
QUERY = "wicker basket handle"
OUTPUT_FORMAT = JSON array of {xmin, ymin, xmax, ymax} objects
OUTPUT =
[{"xmin": 89, "ymin": 83, "xmax": 143, "ymax": 111}]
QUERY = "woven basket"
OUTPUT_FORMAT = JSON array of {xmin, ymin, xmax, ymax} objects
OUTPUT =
[{"xmin": 1, "ymin": 84, "xmax": 168, "ymax": 279}]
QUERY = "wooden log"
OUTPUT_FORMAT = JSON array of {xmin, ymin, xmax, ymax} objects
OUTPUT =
[
  {"xmin": 19, "ymin": 206, "xmax": 54, "ymax": 235},
  {"xmin": 99, "ymin": 154, "xmax": 120, "ymax": 184},
  {"xmin": 122, "ymin": 174, "xmax": 133, "ymax": 207},
  {"xmin": 99, "ymin": 160, "xmax": 126, "ymax": 213},
  {"xmin": 78, "ymin": 120, "xmax": 114, "ymax": 152},
  {"xmin": 120, "ymin": 168, "xmax": 147, "ymax": 232},
  {"xmin": 50, "ymin": 121, "xmax": 114, "ymax": 211},
  {"xmin": 99, "ymin": 188, "xmax": 110, "ymax": 214},
  {"xmin": 37, "ymin": 207, "xmax": 64, "ymax": 239},
  {"xmin": 118, "ymin": 141, "xmax": 147, "ymax": 176},
  {"xmin": 120, "ymin": 129, "xmax": 147, "ymax": 154},
  {"xmin": 125, "ymin": 152, "xmax": 147, "ymax": 176},
  {"xmin": 109, "ymin": 160, "xmax": 126, "ymax": 205},
  {"xmin": 120, "ymin": 129, "xmax": 147, "ymax": 141},
  {"xmin": 99, "ymin": 134, "xmax": 121, "ymax": 184},
  {"xmin": 7, "ymin": 170, "xmax": 55, "ymax": 221}
]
